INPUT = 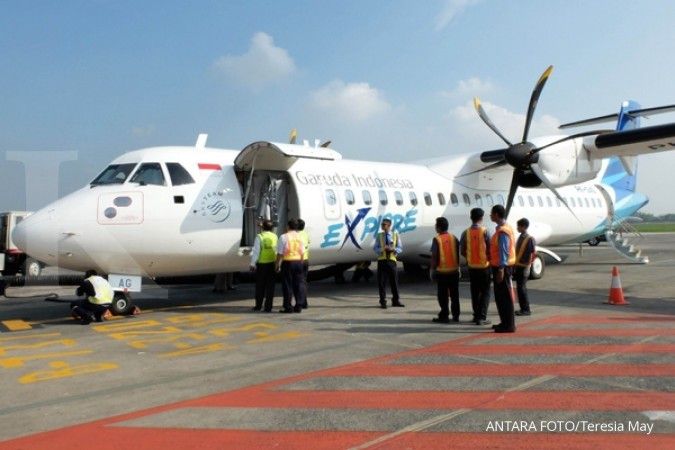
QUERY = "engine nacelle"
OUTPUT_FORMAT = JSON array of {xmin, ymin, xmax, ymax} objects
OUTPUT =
[{"xmin": 533, "ymin": 137, "xmax": 603, "ymax": 187}]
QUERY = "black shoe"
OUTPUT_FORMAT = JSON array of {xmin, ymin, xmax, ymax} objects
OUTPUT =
[
  {"xmin": 492, "ymin": 324, "xmax": 501, "ymax": 330},
  {"xmin": 252, "ymin": 306, "xmax": 262, "ymax": 312},
  {"xmin": 279, "ymin": 308, "xmax": 294, "ymax": 313},
  {"xmin": 301, "ymin": 304, "xmax": 308, "ymax": 309},
  {"xmin": 495, "ymin": 327, "xmax": 516, "ymax": 333},
  {"xmin": 80, "ymin": 315, "xmax": 93, "ymax": 325},
  {"xmin": 380, "ymin": 301, "xmax": 387, "ymax": 309},
  {"xmin": 475, "ymin": 319, "xmax": 491, "ymax": 325},
  {"xmin": 293, "ymin": 305, "xmax": 302, "ymax": 313},
  {"xmin": 451, "ymin": 317, "xmax": 459, "ymax": 323},
  {"xmin": 432, "ymin": 317, "xmax": 450, "ymax": 324},
  {"xmin": 391, "ymin": 302, "xmax": 405, "ymax": 307},
  {"xmin": 263, "ymin": 309, "xmax": 272, "ymax": 313},
  {"xmin": 515, "ymin": 310, "xmax": 531, "ymax": 316}
]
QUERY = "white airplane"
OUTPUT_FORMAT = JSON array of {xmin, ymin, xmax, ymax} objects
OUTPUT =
[{"xmin": 12, "ymin": 66, "xmax": 675, "ymax": 314}]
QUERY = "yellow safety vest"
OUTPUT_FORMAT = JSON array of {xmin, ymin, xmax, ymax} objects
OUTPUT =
[
  {"xmin": 299, "ymin": 230, "xmax": 310, "ymax": 261},
  {"xmin": 436, "ymin": 233, "xmax": 458, "ymax": 273},
  {"xmin": 465, "ymin": 226, "xmax": 490, "ymax": 269},
  {"xmin": 515, "ymin": 235, "xmax": 533, "ymax": 267},
  {"xmin": 87, "ymin": 275, "xmax": 114, "ymax": 305},
  {"xmin": 283, "ymin": 231, "xmax": 304, "ymax": 261},
  {"xmin": 258, "ymin": 231, "xmax": 278, "ymax": 264},
  {"xmin": 377, "ymin": 232, "xmax": 398, "ymax": 261}
]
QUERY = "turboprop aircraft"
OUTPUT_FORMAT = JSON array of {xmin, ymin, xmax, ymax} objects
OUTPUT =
[{"xmin": 12, "ymin": 66, "xmax": 675, "ymax": 314}]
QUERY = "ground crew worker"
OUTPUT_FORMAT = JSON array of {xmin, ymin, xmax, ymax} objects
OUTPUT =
[
  {"xmin": 249, "ymin": 219, "xmax": 278, "ymax": 312},
  {"xmin": 71, "ymin": 270, "xmax": 114, "ymax": 324},
  {"xmin": 275, "ymin": 218, "xmax": 306, "ymax": 313},
  {"xmin": 430, "ymin": 217, "xmax": 460, "ymax": 323},
  {"xmin": 489, "ymin": 205, "xmax": 516, "ymax": 333},
  {"xmin": 460, "ymin": 208, "xmax": 492, "ymax": 325},
  {"xmin": 373, "ymin": 218, "xmax": 404, "ymax": 309},
  {"xmin": 297, "ymin": 218, "xmax": 310, "ymax": 309},
  {"xmin": 514, "ymin": 217, "xmax": 536, "ymax": 316}
]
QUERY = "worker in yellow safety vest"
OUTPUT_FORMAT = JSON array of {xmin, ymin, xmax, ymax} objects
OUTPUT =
[
  {"xmin": 275, "ymin": 218, "xmax": 306, "ymax": 313},
  {"xmin": 373, "ymin": 218, "xmax": 404, "ymax": 309},
  {"xmin": 71, "ymin": 269, "xmax": 114, "ymax": 324},
  {"xmin": 430, "ymin": 217, "xmax": 460, "ymax": 323},
  {"xmin": 249, "ymin": 219, "xmax": 278, "ymax": 312},
  {"xmin": 460, "ymin": 208, "xmax": 492, "ymax": 326},
  {"xmin": 297, "ymin": 218, "xmax": 310, "ymax": 309},
  {"xmin": 514, "ymin": 217, "xmax": 536, "ymax": 316},
  {"xmin": 489, "ymin": 205, "xmax": 516, "ymax": 333}
]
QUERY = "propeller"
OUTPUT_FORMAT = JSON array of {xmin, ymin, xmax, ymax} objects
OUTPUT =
[
  {"xmin": 460, "ymin": 65, "xmax": 613, "ymax": 221},
  {"xmin": 289, "ymin": 128, "xmax": 298, "ymax": 144}
]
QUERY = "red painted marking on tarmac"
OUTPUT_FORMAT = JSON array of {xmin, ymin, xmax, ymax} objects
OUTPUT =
[
  {"xmin": 327, "ymin": 363, "xmax": 675, "ymax": 377},
  {"xmin": 0, "ymin": 428, "xmax": 382, "ymax": 450},
  {"xmin": 185, "ymin": 389, "xmax": 675, "ymax": 411},
  {"xmin": 417, "ymin": 343, "xmax": 675, "ymax": 355},
  {"xmin": 540, "ymin": 314, "xmax": 675, "ymax": 324},
  {"xmin": 376, "ymin": 432, "xmax": 675, "ymax": 450},
  {"xmin": 471, "ymin": 328, "xmax": 675, "ymax": 337}
]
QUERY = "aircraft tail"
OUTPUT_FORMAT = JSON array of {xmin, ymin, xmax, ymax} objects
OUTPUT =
[{"xmin": 601, "ymin": 101, "xmax": 640, "ymax": 192}]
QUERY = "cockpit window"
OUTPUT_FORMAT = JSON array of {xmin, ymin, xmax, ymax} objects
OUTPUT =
[
  {"xmin": 166, "ymin": 163, "xmax": 195, "ymax": 186},
  {"xmin": 91, "ymin": 163, "xmax": 137, "ymax": 186},
  {"xmin": 130, "ymin": 163, "xmax": 166, "ymax": 186}
]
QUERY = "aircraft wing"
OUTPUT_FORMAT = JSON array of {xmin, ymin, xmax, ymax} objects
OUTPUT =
[{"xmin": 582, "ymin": 122, "xmax": 675, "ymax": 159}]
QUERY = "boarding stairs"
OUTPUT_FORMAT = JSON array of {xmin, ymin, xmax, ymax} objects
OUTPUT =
[{"xmin": 606, "ymin": 221, "xmax": 649, "ymax": 264}]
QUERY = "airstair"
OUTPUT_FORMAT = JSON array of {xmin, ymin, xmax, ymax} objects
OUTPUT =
[{"xmin": 606, "ymin": 221, "xmax": 649, "ymax": 264}]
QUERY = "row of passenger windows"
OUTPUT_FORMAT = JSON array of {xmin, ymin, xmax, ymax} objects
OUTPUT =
[
  {"xmin": 91, "ymin": 162, "xmax": 195, "ymax": 187},
  {"xmin": 326, "ymin": 189, "xmax": 604, "ymax": 209}
]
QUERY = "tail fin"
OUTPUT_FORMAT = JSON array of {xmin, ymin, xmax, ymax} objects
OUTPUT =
[{"xmin": 602, "ymin": 101, "xmax": 640, "ymax": 192}]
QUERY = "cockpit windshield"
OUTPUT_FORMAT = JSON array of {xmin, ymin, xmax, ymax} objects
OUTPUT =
[{"xmin": 90, "ymin": 163, "xmax": 138, "ymax": 186}]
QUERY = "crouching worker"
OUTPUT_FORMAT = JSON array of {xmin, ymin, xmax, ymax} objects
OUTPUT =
[{"xmin": 71, "ymin": 270, "xmax": 114, "ymax": 324}]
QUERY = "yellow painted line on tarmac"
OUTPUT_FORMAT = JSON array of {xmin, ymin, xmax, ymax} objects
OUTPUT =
[
  {"xmin": 1, "ymin": 320, "xmax": 34, "ymax": 332},
  {"xmin": 0, "ymin": 332, "xmax": 61, "ymax": 342}
]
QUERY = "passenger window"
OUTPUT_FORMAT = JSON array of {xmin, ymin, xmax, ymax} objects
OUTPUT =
[
  {"xmin": 450, "ymin": 193, "xmax": 458, "ymax": 206},
  {"xmin": 424, "ymin": 192, "xmax": 432, "ymax": 206},
  {"xmin": 497, "ymin": 194, "xmax": 505, "ymax": 205},
  {"xmin": 585, "ymin": 198, "xmax": 590, "ymax": 207},
  {"xmin": 438, "ymin": 193, "xmax": 446, "ymax": 205},
  {"xmin": 166, "ymin": 163, "xmax": 195, "ymax": 186},
  {"xmin": 379, "ymin": 190, "xmax": 388, "ymax": 206},
  {"xmin": 345, "ymin": 189, "xmax": 355, "ymax": 205},
  {"xmin": 518, "ymin": 195, "xmax": 524, "ymax": 207},
  {"xmin": 570, "ymin": 198, "xmax": 576, "ymax": 207},
  {"xmin": 91, "ymin": 163, "xmax": 137, "ymax": 186},
  {"xmin": 474, "ymin": 194, "xmax": 483, "ymax": 207},
  {"xmin": 409, "ymin": 191, "xmax": 418, "ymax": 206},
  {"xmin": 546, "ymin": 197, "xmax": 553, "ymax": 207},
  {"xmin": 486, "ymin": 194, "xmax": 494, "ymax": 206},
  {"xmin": 462, "ymin": 193, "xmax": 471, "ymax": 206},
  {"xmin": 528, "ymin": 196, "xmax": 534, "ymax": 207},
  {"xmin": 325, "ymin": 189, "xmax": 337, "ymax": 206},
  {"xmin": 395, "ymin": 191, "xmax": 404, "ymax": 206},
  {"xmin": 363, "ymin": 190, "xmax": 372, "ymax": 205},
  {"xmin": 556, "ymin": 198, "xmax": 561, "ymax": 207},
  {"xmin": 578, "ymin": 197, "xmax": 583, "ymax": 207},
  {"xmin": 537, "ymin": 196, "xmax": 543, "ymax": 207},
  {"xmin": 130, "ymin": 163, "xmax": 166, "ymax": 186}
]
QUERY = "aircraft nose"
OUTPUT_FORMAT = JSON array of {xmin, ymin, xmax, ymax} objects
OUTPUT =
[
  {"xmin": 12, "ymin": 218, "xmax": 27, "ymax": 251},
  {"xmin": 11, "ymin": 210, "xmax": 59, "ymax": 266}
]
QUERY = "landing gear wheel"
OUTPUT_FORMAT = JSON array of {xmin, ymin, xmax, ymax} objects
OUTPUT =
[
  {"xmin": 24, "ymin": 258, "xmax": 42, "ymax": 277},
  {"xmin": 587, "ymin": 237, "xmax": 600, "ymax": 246},
  {"xmin": 111, "ymin": 291, "xmax": 134, "ymax": 315},
  {"xmin": 528, "ymin": 254, "xmax": 544, "ymax": 280}
]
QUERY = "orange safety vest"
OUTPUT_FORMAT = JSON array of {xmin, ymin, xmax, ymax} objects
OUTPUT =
[
  {"xmin": 435, "ymin": 233, "xmax": 458, "ymax": 273},
  {"xmin": 465, "ymin": 226, "xmax": 489, "ymax": 269},
  {"xmin": 283, "ymin": 231, "xmax": 304, "ymax": 261},
  {"xmin": 515, "ymin": 235, "xmax": 533, "ymax": 267},
  {"xmin": 489, "ymin": 223, "xmax": 516, "ymax": 267},
  {"xmin": 377, "ymin": 232, "xmax": 398, "ymax": 261}
]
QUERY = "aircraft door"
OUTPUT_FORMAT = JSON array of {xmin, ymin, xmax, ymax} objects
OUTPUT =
[
  {"xmin": 241, "ymin": 171, "xmax": 293, "ymax": 246},
  {"xmin": 322, "ymin": 189, "xmax": 341, "ymax": 220},
  {"xmin": 595, "ymin": 184, "xmax": 615, "ymax": 226}
]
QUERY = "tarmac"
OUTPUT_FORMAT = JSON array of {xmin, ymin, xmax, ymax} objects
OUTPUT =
[{"xmin": 0, "ymin": 234, "xmax": 674, "ymax": 449}]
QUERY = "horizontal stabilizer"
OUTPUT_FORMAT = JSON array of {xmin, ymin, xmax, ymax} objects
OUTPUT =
[{"xmin": 560, "ymin": 104, "xmax": 675, "ymax": 129}]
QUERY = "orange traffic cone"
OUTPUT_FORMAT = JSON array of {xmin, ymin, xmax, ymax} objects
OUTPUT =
[{"xmin": 605, "ymin": 266, "xmax": 629, "ymax": 305}]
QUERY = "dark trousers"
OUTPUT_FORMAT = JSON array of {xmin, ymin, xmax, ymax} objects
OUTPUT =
[
  {"xmin": 69, "ymin": 299, "xmax": 110, "ymax": 321},
  {"xmin": 469, "ymin": 268, "xmax": 491, "ymax": 321},
  {"xmin": 302, "ymin": 260, "xmax": 309, "ymax": 307},
  {"xmin": 513, "ymin": 266, "xmax": 530, "ymax": 312},
  {"xmin": 254, "ymin": 262, "xmax": 276, "ymax": 311},
  {"xmin": 377, "ymin": 260, "xmax": 399, "ymax": 304},
  {"xmin": 281, "ymin": 260, "xmax": 306, "ymax": 310},
  {"xmin": 492, "ymin": 266, "xmax": 515, "ymax": 331},
  {"xmin": 436, "ymin": 271, "xmax": 460, "ymax": 320}
]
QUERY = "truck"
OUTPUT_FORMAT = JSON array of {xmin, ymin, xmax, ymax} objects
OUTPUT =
[{"xmin": 0, "ymin": 211, "xmax": 43, "ymax": 277}]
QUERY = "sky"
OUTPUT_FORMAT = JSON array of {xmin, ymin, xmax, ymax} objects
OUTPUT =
[{"xmin": 1, "ymin": 0, "xmax": 674, "ymax": 214}]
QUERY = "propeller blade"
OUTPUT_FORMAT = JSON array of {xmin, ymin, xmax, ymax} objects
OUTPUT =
[
  {"xmin": 530, "ymin": 163, "xmax": 582, "ymax": 223},
  {"xmin": 504, "ymin": 169, "xmax": 522, "ymax": 219},
  {"xmin": 457, "ymin": 160, "xmax": 508, "ymax": 178},
  {"xmin": 289, "ymin": 128, "xmax": 298, "ymax": 144},
  {"xmin": 533, "ymin": 129, "xmax": 615, "ymax": 153},
  {"xmin": 320, "ymin": 140, "xmax": 332, "ymax": 148},
  {"xmin": 522, "ymin": 65, "xmax": 554, "ymax": 143},
  {"xmin": 473, "ymin": 97, "xmax": 512, "ymax": 146}
]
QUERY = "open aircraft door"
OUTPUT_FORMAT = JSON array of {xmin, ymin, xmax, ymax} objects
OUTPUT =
[{"xmin": 234, "ymin": 141, "xmax": 342, "ymax": 247}]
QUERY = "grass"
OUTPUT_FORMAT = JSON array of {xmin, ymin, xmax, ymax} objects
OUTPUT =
[{"xmin": 634, "ymin": 222, "xmax": 675, "ymax": 232}]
